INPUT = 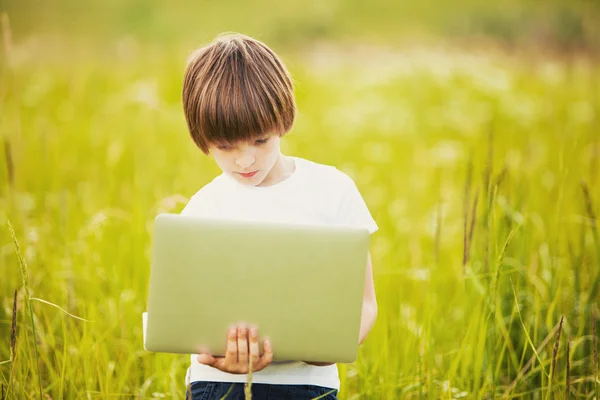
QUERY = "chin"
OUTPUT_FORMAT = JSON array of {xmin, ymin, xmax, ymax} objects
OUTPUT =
[{"xmin": 233, "ymin": 173, "xmax": 265, "ymax": 186}]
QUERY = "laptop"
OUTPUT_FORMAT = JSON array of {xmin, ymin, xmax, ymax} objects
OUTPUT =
[{"xmin": 143, "ymin": 213, "xmax": 370, "ymax": 363}]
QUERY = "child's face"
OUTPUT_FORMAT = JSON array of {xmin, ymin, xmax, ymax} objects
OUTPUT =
[{"xmin": 208, "ymin": 133, "xmax": 283, "ymax": 187}]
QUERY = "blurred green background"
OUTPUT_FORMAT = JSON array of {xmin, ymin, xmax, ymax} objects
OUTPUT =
[
  {"xmin": 4, "ymin": 0, "xmax": 600, "ymax": 50},
  {"xmin": 1, "ymin": 0, "xmax": 599, "ymax": 399}
]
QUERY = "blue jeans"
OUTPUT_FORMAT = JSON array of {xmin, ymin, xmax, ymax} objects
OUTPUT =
[{"xmin": 187, "ymin": 381, "xmax": 338, "ymax": 400}]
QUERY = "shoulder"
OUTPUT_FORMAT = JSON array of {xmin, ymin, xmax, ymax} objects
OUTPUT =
[
  {"xmin": 181, "ymin": 174, "xmax": 228, "ymax": 216},
  {"xmin": 296, "ymin": 157, "xmax": 377, "ymax": 233},
  {"xmin": 295, "ymin": 157, "xmax": 356, "ymax": 194},
  {"xmin": 188, "ymin": 174, "xmax": 229, "ymax": 199}
]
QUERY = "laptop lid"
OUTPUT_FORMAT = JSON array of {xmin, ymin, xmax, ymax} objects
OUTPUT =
[{"xmin": 144, "ymin": 213, "xmax": 370, "ymax": 363}]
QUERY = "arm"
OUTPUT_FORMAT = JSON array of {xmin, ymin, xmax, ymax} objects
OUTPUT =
[
  {"xmin": 305, "ymin": 252, "xmax": 377, "ymax": 365},
  {"xmin": 358, "ymin": 252, "xmax": 377, "ymax": 345}
]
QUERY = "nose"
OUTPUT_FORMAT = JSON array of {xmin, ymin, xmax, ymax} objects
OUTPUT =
[{"xmin": 235, "ymin": 153, "xmax": 255, "ymax": 169}]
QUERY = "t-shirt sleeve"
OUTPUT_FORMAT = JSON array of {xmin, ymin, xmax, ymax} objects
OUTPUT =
[
  {"xmin": 336, "ymin": 174, "xmax": 378, "ymax": 235},
  {"xmin": 180, "ymin": 187, "xmax": 219, "ymax": 218}
]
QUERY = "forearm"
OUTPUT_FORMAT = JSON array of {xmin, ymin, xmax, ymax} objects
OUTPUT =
[{"xmin": 357, "ymin": 298, "xmax": 378, "ymax": 345}]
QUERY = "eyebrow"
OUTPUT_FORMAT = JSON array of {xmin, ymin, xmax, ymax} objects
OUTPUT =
[{"xmin": 215, "ymin": 136, "xmax": 268, "ymax": 146}]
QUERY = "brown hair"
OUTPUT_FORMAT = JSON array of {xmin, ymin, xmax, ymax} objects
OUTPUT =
[{"xmin": 182, "ymin": 33, "xmax": 296, "ymax": 154}]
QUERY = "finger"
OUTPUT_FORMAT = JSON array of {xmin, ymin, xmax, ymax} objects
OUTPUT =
[
  {"xmin": 248, "ymin": 326, "xmax": 260, "ymax": 367},
  {"xmin": 237, "ymin": 324, "xmax": 249, "ymax": 366},
  {"xmin": 224, "ymin": 327, "xmax": 238, "ymax": 365},
  {"xmin": 198, "ymin": 355, "xmax": 231, "ymax": 373},
  {"xmin": 256, "ymin": 339, "xmax": 273, "ymax": 372},
  {"xmin": 197, "ymin": 354, "xmax": 217, "ymax": 366}
]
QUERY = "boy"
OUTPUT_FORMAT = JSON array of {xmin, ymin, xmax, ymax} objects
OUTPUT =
[{"xmin": 179, "ymin": 33, "xmax": 378, "ymax": 400}]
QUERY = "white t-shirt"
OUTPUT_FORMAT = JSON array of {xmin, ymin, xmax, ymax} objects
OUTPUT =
[{"xmin": 181, "ymin": 156, "xmax": 378, "ymax": 390}]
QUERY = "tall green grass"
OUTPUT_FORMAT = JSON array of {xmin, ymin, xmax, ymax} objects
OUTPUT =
[{"xmin": 1, "ymin": 12, "xmax": 599, "ymax": 399}]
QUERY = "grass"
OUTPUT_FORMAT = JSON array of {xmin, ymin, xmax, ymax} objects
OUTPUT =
[
  {"xmin": 6, "ymin": 220, "xmax": 42, "ymax": 399},
  {"xmin": 1, "ymin": 7, "xmax": 600, "ymax": 399}
]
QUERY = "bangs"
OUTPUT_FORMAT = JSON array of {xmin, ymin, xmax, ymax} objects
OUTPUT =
[{"xmin": 183, "ymin": 35, "xmax": 296, "ymax": 153}]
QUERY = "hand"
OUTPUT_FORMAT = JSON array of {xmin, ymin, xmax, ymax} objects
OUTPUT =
[{"xmin": 197, "ymin": 325, "xmax": 273, "ymax": 374}]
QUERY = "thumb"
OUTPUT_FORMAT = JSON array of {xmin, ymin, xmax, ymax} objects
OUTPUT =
[{"xmin": 197, "ymin": 354, "xmax": 217, "ymax": 366}]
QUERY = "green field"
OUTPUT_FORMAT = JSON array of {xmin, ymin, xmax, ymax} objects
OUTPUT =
[{"xmin": 1, "ymin": 1, "xmax": 600, "ymax": 398}]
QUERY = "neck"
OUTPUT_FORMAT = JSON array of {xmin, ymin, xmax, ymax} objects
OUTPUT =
[{"xmin": 258, "ymin": 154, "xmax": 295, "ymax": 187}]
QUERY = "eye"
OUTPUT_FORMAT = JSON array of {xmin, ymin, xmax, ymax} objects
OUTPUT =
[
  {"xmin": 216, "ymin": 143, "xmax": 233, "ymax": 150},
  {"xmin": 255, "ymin": 138, "xmax": 269, "ymax": 145}
]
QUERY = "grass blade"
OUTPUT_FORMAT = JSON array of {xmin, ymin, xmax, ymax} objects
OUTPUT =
[
  {"xmin": 220, "ymin": 383, "xmax": 235, "ymax": 400},
  {"xmin": 0, "ymin": 290, "xmax": 17, "ymax": 367},
  {"xmin": 434, "ymin": 169, "xmax": 442, "ymax": 266},
  {"xmin": 547, "ymin": 315, "xmax": 564, "ymax": 400},
  {"xmin": 2, "ymin": 138, "xmax": 14, "ymax": 187},
  {"xmin": 244, "ymin": 350, "xmax": 253, "ymax": 400},
  {"xmin": 503, "ymin": 318, "xmax": 562, "ymax": 397},
  {"xmin": 483, "ymin": 127, "xmax": 494, "ymax": 275},
  {"xmin": 468, "ymin": 187, "xmax": 480, "ymax": 261},
  {"xmin": 581, "ymin": 181, "xmax": 600, "ymax": 305},
  {"xmin": 565, "ymin": 339, "xmax": 570, "ymax": 399},
  {"xmin": 463, "ymin": 160, "xmax": 473, "ymax": 267},
  {"xmin": 8, "ymin": 220, "xmax": 43, "ymax": 399},
  {"xmin": 593, "ymin": 313, "xmax": 598, "ymax": 397},
  {"xmin": 510, "ymin": 279, "xmax": 548, "ymax": 378},
  {"xmin": 311, "ymin": 390, "xmax": 337, "ymax": 400},
  {"xmin": 29, "ymin": 297, "xmax": 92, "ymax": 322},
  {"xmin": 10, "ymin": 289, "xmax": 17, "ymax": 359}
]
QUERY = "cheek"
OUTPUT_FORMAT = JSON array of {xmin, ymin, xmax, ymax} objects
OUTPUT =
[
  {"xmin": 212, "ymin": 153, "xmax": 232, "ymax": 170},
  {"xmin": 266, "ymin": 143, "xmax": 280, "ymax": 160}
]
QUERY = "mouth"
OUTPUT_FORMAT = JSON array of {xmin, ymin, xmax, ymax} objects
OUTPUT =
[{"xmin": 238, "ymin": 170, "xmax": 258, "ymax": 178}]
